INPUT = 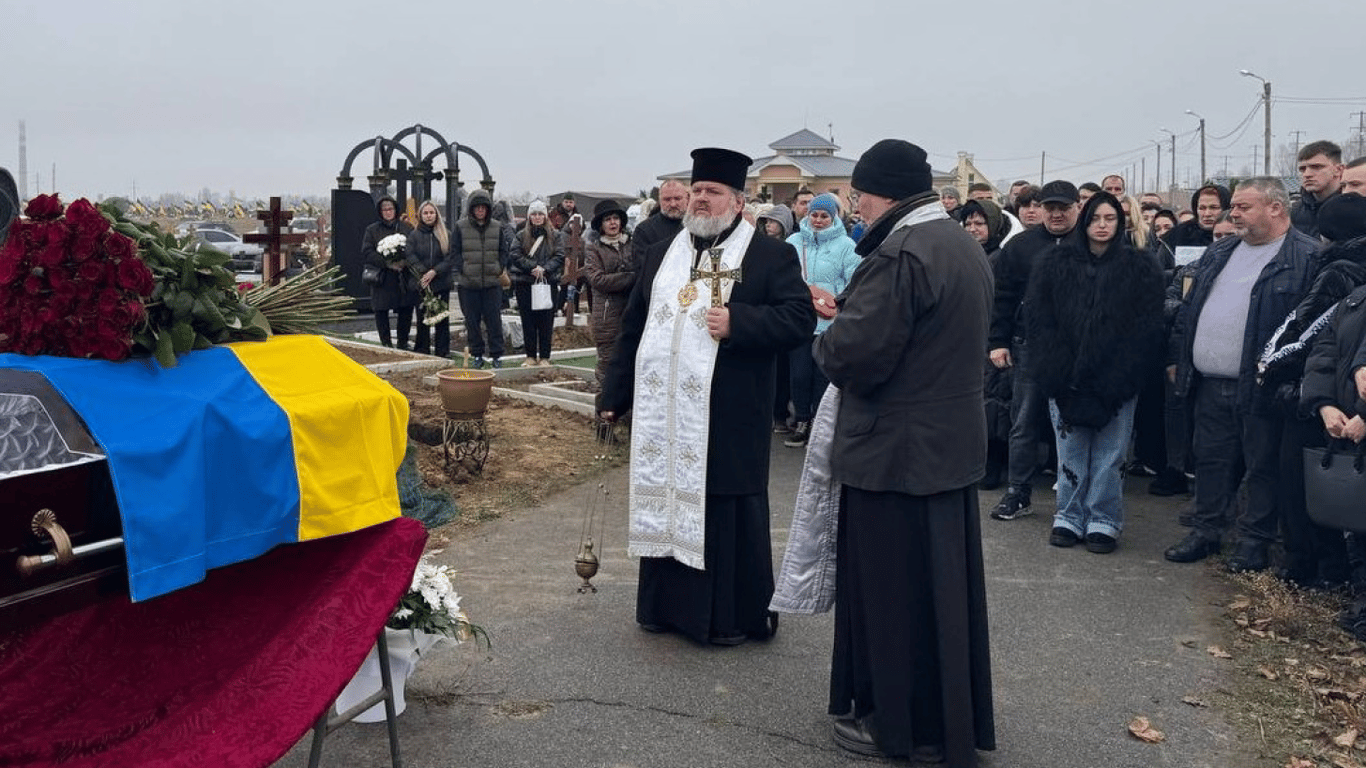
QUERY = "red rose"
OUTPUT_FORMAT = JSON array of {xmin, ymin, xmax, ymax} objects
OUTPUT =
[
  {"xmin": 64, "ymin": 199, "xmax": 110, "ymax": 239},
  {"xmin": 117, "ymin": 257, "xmax": 155, "ymax": 296},
  {"xmin": 0, "ymin": 256, "xmax": 18, "ymax": 284},
  {"xmin": 96, "ymin": 289, "xmax": 122, "ymax": 314},
  {"xmin": 69, "ymin": 234, "xmax": 99, "ymax": 262},
  {"xmin": 23, "ymin": 194, "xmax": 63, "ymax": 221},
  {"xmin": 74, "ymin": 280, "xmax": 95, "ymax": 300},
  {"xmin": 77, "ymin": 260, "xmax": 103, "ymax": 282},
  {"xmin": 23, "ymin": 275, "xmax": 43, "ymax": 295},
  {"xmin": 36, "ymin": 242, "xmax": 66, "ymax": 269},
  {"xmin": 0, "ymin": 229, "xmax": 26, "ymax": 262},
  {"xmin": 103, "ymin": 231, "xmax": 136, "ymax": 261},
  {"xmin": 125, "ymin": 299, "xmax": 145, "ymax": 324}
]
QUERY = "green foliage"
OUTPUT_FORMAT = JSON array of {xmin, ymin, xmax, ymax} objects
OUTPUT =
[{"xmin": 99, "ymin": 201, "xmax": 267, "ymax": 368}]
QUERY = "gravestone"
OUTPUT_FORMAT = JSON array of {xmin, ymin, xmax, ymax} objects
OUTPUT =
[{"xmin": 331, "ymin": 125, "xmax": 496, "ymax": 312}]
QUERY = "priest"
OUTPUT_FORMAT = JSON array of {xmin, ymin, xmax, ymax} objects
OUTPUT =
[{"xmin": 600, "ymin": 147, "xmax": 814, "ymax": 646}]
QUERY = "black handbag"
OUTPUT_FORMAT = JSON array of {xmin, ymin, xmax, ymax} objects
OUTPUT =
[
  {"xmin": 1303, "ymin": 438, "xmax": 1366, "ymax": 533},
  {"xmin": 362, "ymin": 264, "xmax": 383, "ymax": 286}
]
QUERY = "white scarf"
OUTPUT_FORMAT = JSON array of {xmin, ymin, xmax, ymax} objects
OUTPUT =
[{"xmin": 627, "ymin": 219, "xmax": 755, "ymax": 569}]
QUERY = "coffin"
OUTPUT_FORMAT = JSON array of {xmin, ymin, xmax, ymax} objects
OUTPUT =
[
  {"xmin": 0, "ymin": 335, "xmax": 410, "ymax": 633},
  {"xmin": 0, "ymin": 370, "xmax": 126, "ymax": 630}
]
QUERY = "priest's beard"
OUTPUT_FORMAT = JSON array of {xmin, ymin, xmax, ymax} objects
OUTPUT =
[{"xmin": 683, "ymin": 209, "xmax": 735, "ymax": 239}]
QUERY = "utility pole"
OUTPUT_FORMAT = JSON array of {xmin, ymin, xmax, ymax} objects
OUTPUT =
[
  {"xmin": 17, "ymin": 120, "xmax": 27, "ymax": 201},
  {"xmin": 1186, "ymin": 110, "xmax": 1207, "ymax": 184},
  {"xmin": 1039, "ymin": 151, "xmax": 1046, "ymax": 185},
  {"xmin": 1352, "ymin": 111, "xmax": 1366, "ymax": 159},
  {"xmin": 1161, "ymin": 128, "xmax": 1176, "ymax": 198},
  {"xmin": 1241, "ymin": 70, "xmax": 1272, "ymax": 176},
  {"xmin": 1151, "ymin": 140, "xmax": 1161, "ymax": 193}
]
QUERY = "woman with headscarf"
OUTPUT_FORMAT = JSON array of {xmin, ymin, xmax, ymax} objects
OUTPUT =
[
  {"xmin": 582, "ymin": 199, "xmax": 634, "ymax": 391},
  {"xmin": 783, "ymin": 193, "xmax": 859, "ymax": 448},
  {"xmin": 508, "ymin": 200, "xmax": 565, "ymax": 366},
  {"xmin": 407, "ymin": 199, "xmax": 453, "ymax": 358},
  {"xmin": 1025, "ymin": 191, "xmax": 1165, "ymax": 553},
  {"xmin": 360, "ymin": 194, "xmax": 416, "ymax": 349}
]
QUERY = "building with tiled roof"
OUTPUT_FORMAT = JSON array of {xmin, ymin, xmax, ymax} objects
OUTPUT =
[{"xmin": 660, "ymin": 129, "xmax": 954, "ymax": 212}]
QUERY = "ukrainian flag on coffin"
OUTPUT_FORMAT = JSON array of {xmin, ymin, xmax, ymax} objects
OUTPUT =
[{"xmin": 0, "ymin": 335, "xmax": 408, "ymax": 602}]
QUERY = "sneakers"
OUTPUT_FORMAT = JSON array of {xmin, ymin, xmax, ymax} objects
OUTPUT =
[
  {"xmin": 491, "ymin": 358, "xmax": 503, "ymax": 369},
  {"xmin": 521, "ymin": 358, "xmax": 538, "ymax": 368},
  {"xmin": 773, "ymin": 419, "xmax": 793, "ymax": 435},
  {"xmin": 537, "ymin": 358, "xmax": 553, "ymax": 367},
  {"xmin": 471, "ymin": 357, "xmax": 487, "ymax": 369},
  {"xmin": 1123, "ymin": 460, "xmax": 1158, "ymax": 477},
  {"xmin": 989, "ymin": 491, "xmax": 1033, "ymax": 520},
  {"xmin": 784, "ymin": 421, "xmax": 811, "ymax": 448}
]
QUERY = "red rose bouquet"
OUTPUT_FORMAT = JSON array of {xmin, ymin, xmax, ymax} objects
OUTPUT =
[{"xmin": 0, "ymin": 194, "xmax": 154, "ymax": 361}]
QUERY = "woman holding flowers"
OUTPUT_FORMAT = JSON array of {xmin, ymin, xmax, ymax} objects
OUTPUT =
[
  {"xmin": 361, "ymin": 195, "xmax": 416, "ymax": 349},
  {"xmin": 507, "ymin": 200, "xmax": 565, "ymax": 366},
  {"xmin": 408, "ymin": 200, "xmax": 453, "ymax": 358}
]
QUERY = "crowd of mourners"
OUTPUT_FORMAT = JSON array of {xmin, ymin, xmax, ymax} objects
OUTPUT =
[
  {"xmin": 947, "ymin": 140, "xmax": 1366, "ymax": 642},
  {"xmin": 361, "ymin": 139, "xmax": 1366, "ymax": 639}
]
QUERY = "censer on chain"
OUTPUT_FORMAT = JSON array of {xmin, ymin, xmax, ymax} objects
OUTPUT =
[{"xmin": 575, "ymin": 482, "xmax": 609, "ymax": 593}]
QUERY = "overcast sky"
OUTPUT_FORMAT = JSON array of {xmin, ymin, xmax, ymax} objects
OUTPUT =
[{"xmin": 4, "ymin": 0, "xmax": 1364, "ymax": 204}]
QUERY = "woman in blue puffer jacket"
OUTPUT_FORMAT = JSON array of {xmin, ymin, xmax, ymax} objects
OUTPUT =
[{"xmin": 783, "ymin": 193, "xmax": 860, "ymax": 447}]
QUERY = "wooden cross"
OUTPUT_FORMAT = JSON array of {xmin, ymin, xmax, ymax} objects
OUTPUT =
[
  {"xmin": 690, "ymin": 248, "xmax": 742, "ymax": 307},
  {"xmin": 243, "ymin": 196, "xmax": 306, "ymax": 286}
]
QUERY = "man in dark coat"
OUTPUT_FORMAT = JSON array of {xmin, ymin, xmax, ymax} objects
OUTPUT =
[
  {"xmin": 631, "ymin": 179, "xmax": 688, "ymax": 266},
  {"xmin": 1164, "ymin": 178, "xmax": 1320, "ymax": 571},
  {"xmin": 813, "ymin": 139, "xmax": 995, "ymax": 764},
  {"xmin": 1290, "ymin": 140, "xmax": 1344, "ymax": 237},
  {"xmin": 985, "ymin": 180, "xmax": 1081, "ymax": 521},
  {"xmin": 599, "ymin": 147, "xmax": 814, "ymax": 647}
]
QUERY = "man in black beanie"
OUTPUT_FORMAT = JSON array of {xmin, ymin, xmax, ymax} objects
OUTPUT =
[
  {"xmin": 600, "ymin": 147, "xmax": 814, "ymax": 648},
  {"xmin": 782, "ymin": 138, "xmax": 996, "ymax": 763}
]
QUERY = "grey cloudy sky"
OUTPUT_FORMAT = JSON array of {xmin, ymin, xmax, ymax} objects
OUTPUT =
[{"xmin": 4, "ymin": 0, "xmax": 1364, "ymax": 203}]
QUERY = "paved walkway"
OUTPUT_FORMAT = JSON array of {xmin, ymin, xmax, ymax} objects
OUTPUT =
[{"xmin": 277, "ymin": 438, "xmax": 1247, "ymax": 768}]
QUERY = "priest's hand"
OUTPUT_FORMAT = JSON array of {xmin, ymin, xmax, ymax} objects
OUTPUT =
[
  {"xmin": 599, "ymin": 410, "xmax": 616, "ymax": 423},
  {"xmin": 706, "ymin": 307, "xmax": 731, "ymax": 340}
]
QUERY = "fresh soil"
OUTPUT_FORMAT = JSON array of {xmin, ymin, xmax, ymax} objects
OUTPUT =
[{"xmin": 375, "ymin": 367, "xmax": 626, "ymax": 525}]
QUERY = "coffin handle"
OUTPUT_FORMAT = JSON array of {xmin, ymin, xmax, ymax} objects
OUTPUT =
[{"xmin": 16, "ymin": 509, "xmax": 76, "ymax": 579}]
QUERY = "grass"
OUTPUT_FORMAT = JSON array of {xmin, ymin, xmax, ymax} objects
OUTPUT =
[{"xmin": 552, "ymin": 355, "xmax": 597, "ymax": 369}]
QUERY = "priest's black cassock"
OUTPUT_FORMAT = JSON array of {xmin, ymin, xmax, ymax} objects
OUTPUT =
[{"xmin": 601, "ymin": 215, "xmax": 813, "ymax": 644}]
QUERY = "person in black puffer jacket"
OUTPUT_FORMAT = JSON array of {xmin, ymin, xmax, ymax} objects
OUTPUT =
[
  {"xmin": 1257, "ymin": 198, "xmax": 1366, "ymax": 588},
  {"xmin": 1025, "ymin": 192, "xmax": 1165, "ymax": 553},
  {"xmin": 406, "ymin": 199, "xmax": 454, "ymax": 358}
]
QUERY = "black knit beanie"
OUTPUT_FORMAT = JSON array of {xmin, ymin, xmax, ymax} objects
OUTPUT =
[
  {"xmin": 851, "ymin": 139, "xmax": 934, "ymax": 200},
  {"xmin": 1318, "ymin": 193, "xmax": 1366, "ymax": 243}
]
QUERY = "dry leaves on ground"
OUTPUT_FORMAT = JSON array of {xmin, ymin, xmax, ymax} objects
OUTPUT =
[{"xmin": 1128, "ymin": 716, "xmax": 1165, "ymax": 743}]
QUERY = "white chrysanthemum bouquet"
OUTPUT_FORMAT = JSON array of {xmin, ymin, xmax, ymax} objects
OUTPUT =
[{"xmin": 387, "ymin": 554, "xmax": 484, "ymax": 644}]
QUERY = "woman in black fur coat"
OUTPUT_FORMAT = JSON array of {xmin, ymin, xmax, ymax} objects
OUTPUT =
[{"xmin": 1025, "ymin": 191, "xmax": 1165, "ymax": 553}]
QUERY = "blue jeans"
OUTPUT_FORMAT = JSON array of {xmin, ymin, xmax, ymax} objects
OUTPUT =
[{"xmin": 1049, "ymin": 397, "xmax": 1137, "ymax": 539}]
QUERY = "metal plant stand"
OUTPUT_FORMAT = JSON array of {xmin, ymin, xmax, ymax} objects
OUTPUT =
[{"xmin": 442, "ymin": 416, "xmax": 489, "ymax": 473}]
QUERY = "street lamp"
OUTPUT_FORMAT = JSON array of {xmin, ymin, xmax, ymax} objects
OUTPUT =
[
  {"xmin": 1160, "ymin": 127, "xmax": 1176, "ymax": 197},
  {"xmin": 1241, "ymin": 69, "xmax": 1272, "ymax": 175},
  {"xmin": 1186, "ymin": 109, "xmax": 1207, "ymax": 184}
]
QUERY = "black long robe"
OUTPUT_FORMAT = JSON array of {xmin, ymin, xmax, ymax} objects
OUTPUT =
[
  {"xmin": 815, "ymin": 196, "xmax": 996, "ymax": 763},
  {"xmin": 601, "ymin": 218, "xmax": 814, "ymax": 643}
]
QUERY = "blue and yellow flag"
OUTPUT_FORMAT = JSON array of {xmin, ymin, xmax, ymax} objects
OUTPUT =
[{"xmin": 0, "ymin": 335, "xmax": 408, "ymax": 601}]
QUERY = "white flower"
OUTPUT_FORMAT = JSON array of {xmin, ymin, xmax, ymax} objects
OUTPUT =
[
  {"xmin": 377, "ymin": 233, "xmax": 407, "ymax": 258},
  {"xmin": 393, "ymin": 608, "xmax": 414, "ymax": 621}
]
